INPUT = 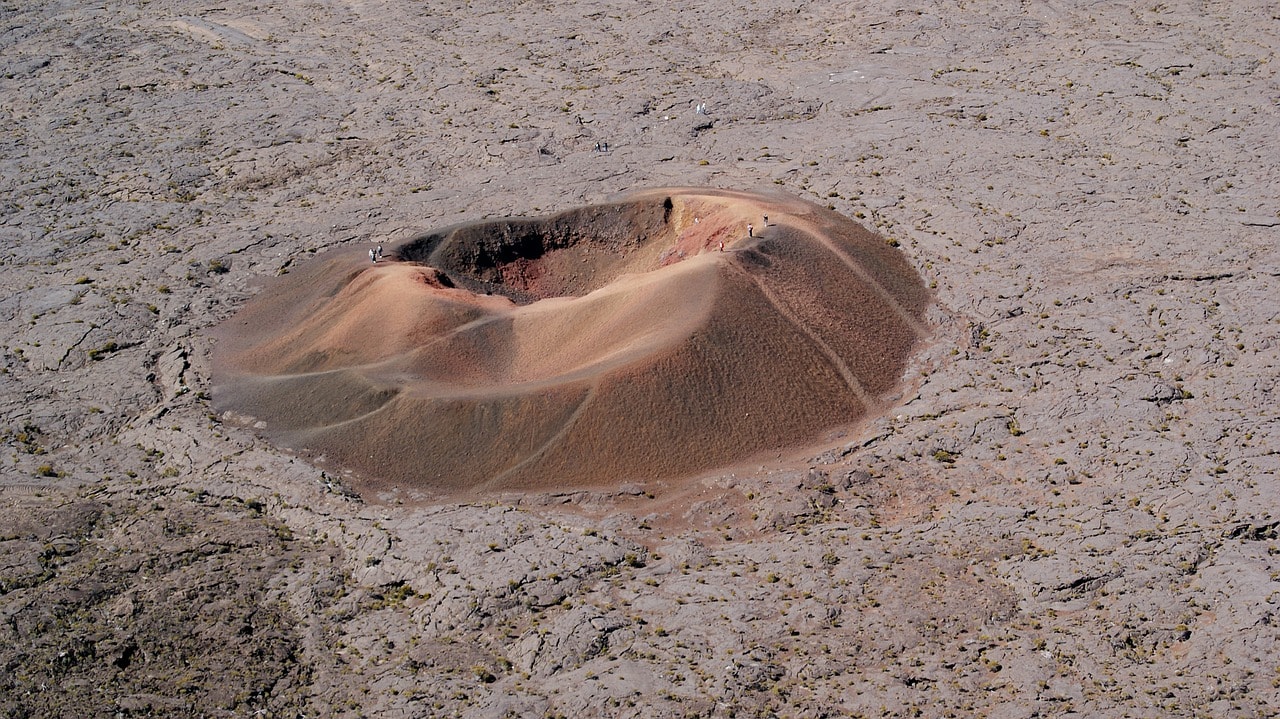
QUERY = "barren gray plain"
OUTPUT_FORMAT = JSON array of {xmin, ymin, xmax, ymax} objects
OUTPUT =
[{"xmin": 3, "ymin": 0, "xmax": 1279, "ymax": 717}]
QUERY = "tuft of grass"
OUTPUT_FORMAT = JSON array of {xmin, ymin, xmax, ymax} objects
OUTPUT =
[{"xmin": 87, "ymin": 341, "xmax": 119, "ymax": 360}]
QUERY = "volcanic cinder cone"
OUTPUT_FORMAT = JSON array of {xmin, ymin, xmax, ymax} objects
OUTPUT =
[{"xmin": 211, "ymin": 188, "xmax": 931, "ymax": 494}]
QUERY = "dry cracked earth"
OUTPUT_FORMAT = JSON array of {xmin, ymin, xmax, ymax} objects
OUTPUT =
[{"xmin": 2, "ymin": 0, "xmax": 1279, "ymax": 717}]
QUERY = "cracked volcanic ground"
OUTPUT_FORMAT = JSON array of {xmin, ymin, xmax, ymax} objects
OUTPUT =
[{"xmin": 3, "ymin": 0, "xmax": 1279, "ymax": 717}]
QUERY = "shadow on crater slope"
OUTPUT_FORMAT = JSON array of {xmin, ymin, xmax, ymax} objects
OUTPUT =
[{"xmin": 211, "ymin": 188, "xmax": 931, "ymax": 495}]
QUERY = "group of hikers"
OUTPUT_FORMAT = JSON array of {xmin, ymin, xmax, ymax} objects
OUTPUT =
[{"xmin": 718, "ymin": 215, "xmax": 769, "ymax": 252}]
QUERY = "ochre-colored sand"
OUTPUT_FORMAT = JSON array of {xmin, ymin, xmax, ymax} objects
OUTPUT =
[{"xmin": 212, "ymin": 188, "xmax": 930, "ymax": 494}]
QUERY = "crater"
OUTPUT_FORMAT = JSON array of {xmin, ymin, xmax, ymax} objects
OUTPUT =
[
  {"xmin": 399, "ymin": 195, "xmax": 679, "ymax": 304},
  {"xmin": 211, "ymin": 188, "xmax": 931, "ymax": 496}
]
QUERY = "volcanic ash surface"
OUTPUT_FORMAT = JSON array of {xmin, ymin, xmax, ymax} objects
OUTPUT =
[{"xmin": 212, "ymin": 188, "xmax": 931, "ymax": 494}]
